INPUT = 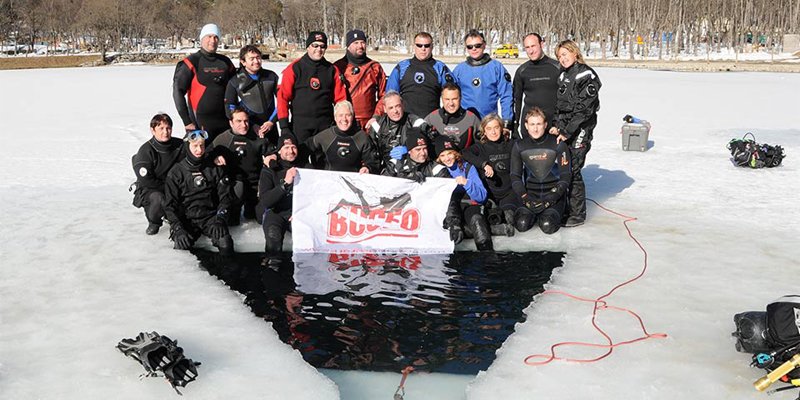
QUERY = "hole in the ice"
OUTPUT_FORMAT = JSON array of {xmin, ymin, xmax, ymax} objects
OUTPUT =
[{"xmin": 193, "ymin": 250, "xmax": 563, "ymax": 397}]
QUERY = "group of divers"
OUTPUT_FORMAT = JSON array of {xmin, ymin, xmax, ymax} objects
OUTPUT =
[{"xmin": 131, "ymin": 23, "xmax": 601, "ymax": 257}]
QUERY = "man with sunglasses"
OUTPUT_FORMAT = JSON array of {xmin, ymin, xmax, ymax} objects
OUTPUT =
[
  {"xmin": 277, "ymin": 31, "xmax": 347, "ymax": 147},
  {"xmin": 164, "ymin": 130, "xmax": 234, "ymax": 255},
  {"xmin": 173, "ymin": 23, "xmax": 236, "ymax": 141},
  {"xmin": 386, "ymin": 32, "xmax": 453, "ymax": 119},
  {"xmin": 334, "ymin": 29, "xmax": 387, "ymax": 131},
  {"xmin": 452, "ymin": 30, "xmax": 513, "ymax": 123},
  {"xmin": 512, "ymin": 33, "xmax": 560, "ymax": 138}
]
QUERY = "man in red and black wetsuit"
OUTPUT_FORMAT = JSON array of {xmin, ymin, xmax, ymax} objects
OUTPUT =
[
  {"xmin": 173, "ymin": 23, "xmax": 236, "ymax": 141},
  {"xmin": 277, "ymin": 31, "xmax": 347, "ymax": 145},
  {"xmin": 334, "ymin": 29, "xmax": 387, "ymax": 131}
]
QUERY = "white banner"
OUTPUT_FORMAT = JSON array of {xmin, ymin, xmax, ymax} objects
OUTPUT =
[{"xmin": 291, "ymin": 168, "xmax": 457, "ymax": 254}]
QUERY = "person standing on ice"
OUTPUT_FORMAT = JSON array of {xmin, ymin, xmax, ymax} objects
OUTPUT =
[
  {"xmin": 511, "ymin": 107, "xmax": 571, "ymax": 234},
  {"xmin": 334, "ymin": 29, "xmax": 387, "ymax": 131},
  {"xmin": 452, "ymin": 30, "xmax": 513, "ymax": 122},
  {"xmin": 277, "ymin": 31, "xmax": 347, "ymax": 145},
  {"xmin": 164, "ymin": 130, "xmax": 234, "ymax": 254},
  {"xmin": 512, "ymin": 33, "xmax": 560, "ymax": 138},
  {"xmin": 550, "ymin": 40, "xmax": 601, "ymax": 228},
  {"xmin": 131, "ymin": 113, "xmax": 185, "ymax": 235},
  {"xmin": 224, "ymin": 45, "xmax": 280, "ymax": 144},
  {"xmin": 172, "ymin": 23, "xmax": 236, "ymax": 141},
  {"xmin": 386, "ymin": 32, "xmax": 454, "ymax": 118}
]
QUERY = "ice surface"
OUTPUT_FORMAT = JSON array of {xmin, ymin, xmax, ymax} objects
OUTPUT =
[{"xmin": 1, "ymin": 61, "xmax": 799, "ymax": 399}]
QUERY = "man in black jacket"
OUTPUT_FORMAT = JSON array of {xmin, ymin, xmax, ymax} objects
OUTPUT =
[
  {"xmin": 224, "ymin": 45, "xmax": 280, "ymax": 143},
  {"xmin": 257, "ymin": 132, "xmax": 302, "ymax": 258},
  {"xmin": 131, "ymin": 113, "xmax": 185, "ymax": 235},
  {"xmin": 367, "ymin": 91, "xmax": 429, "ymax": 170},
  {"xmin": 164, "ymin": 131, "xmax": 234, "ymax": 254},
  {"xmin": 173, "ymin": 23, "xmax": 236, "ymax": 140},
  {"xmin": 512, "ymin": 33, "xmax": 561, "ymax": 137}
]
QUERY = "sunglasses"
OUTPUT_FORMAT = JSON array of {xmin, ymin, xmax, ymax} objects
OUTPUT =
[
  {"xmin": 466, "ymin": 43, "xmax": 484, "ymax": 50},
  {"xmin": 414, "ymin": 43, "xmax": 432, "ymax": 48},
  {"xmin": 310, "ymin": 43, "xmax": 327, "ymax": 49},
  {"xmin": 184, "ymin": 129, "xmax": 209, "ymax": 142}
]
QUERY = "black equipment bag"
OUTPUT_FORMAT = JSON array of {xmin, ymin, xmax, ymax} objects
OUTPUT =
[
  {"xmin": 766, "ymin": 295, "xmax": 800, "ymax": 348},
  {"xmin": 727, "ymin": 132, "xmax": 785, "ymax": 169}
]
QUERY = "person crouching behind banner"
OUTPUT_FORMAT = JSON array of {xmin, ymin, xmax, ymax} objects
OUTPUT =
[
  {"xmin": 434, "ymin": 135, "xmax": 492, "ymax": 250},
  {"xmin": 381, "ymin": 127, "xmax": 449, "ymax": 181},
  {"xmin": 305, "ymin": 100, "xmax": 379, "ymax": 173},
  {"xmin": 164, "ymin": 130, "xmax": 234, "ymax": 254},
  {"xmin": 510, "ymin": 107, "xmax": 571, "ymax": 234},
  {"xmin": 256, "ymin": 132, "xmax": 301, "ymax": 262},
  {"xmin": 461, "ymin": 113, "xmax": 519, "ymax": 237}
]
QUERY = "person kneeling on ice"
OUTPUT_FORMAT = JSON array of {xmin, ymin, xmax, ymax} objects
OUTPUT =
[
  {"xmin": 256, "ymin": 132, "xmax": 302, "ymax": 260},
  {"xmin": 510, "ymin": 107, "xmax": 571, "ymax": 234},
  {"xmin": 434, "ymin": 135, "xmax": 492, "ymax": 250},
  {"xmin": 164, "ymin": 130, "xmax": 234, "ymax": 254},
  {"xmin": 381, "ymin": 127, "xmax": 449, "ymax": 181},
  {"xmin": 131, "ymin": 113, "xmax": 185, "ymax": 235}
]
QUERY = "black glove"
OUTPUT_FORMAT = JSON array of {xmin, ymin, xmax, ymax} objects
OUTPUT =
[
  {"xmin": 449, "ymin": 225, "xmax": 464, "ymax": 244},
  {"xmin": 412, "ymin": 172, "xmax": 426, "ymax": 184},
  {"xmin": 172, "ymin": 227, "xmax": 192, "ymax": 250},
  {"xmin": 521, "ymin": 194, "xmax": 548, "ymax": 214},
  {"xmin": 543, "ymin": 183, "xmax": 568, "ymax": 204},
  {"xmin": 209, "ymin": 213, "xmax": 228, "ymax": 239}
]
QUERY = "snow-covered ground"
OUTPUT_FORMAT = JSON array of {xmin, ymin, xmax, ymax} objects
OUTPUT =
[{"xmin": 0, "ymin": 61, "xmax": 798, "ymax": 399}]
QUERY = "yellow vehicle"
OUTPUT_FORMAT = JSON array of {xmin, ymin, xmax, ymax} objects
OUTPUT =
[{"xmin": 492, "ymin": 44, "xmax": 519, "ymax": 58}]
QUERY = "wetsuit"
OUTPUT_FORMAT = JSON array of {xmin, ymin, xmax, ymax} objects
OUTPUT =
[
  {"xmin": 462, "ymin": 136, "xmax": 520, "ymax": 235},
  {"xmin": 277, "ymin": 54, "xmax": 347, "ymax": 143},
  {"xmin": 164, "ymin": 149, "xmax": 234, "ymax": 252},
  {"xmin": 334, "ymin": 52, "xmax": 387, "ymax": 130},
  {"xmin": 257, "ymin": 158, "xmax": 300, "ymax": 256},
  {"xmin": 131, "ymin": 136, "xmax": 185, "ymax": 228},
  {"xmin": 425, "ymin": 107, "xmax": 481, "ymax": 150},
  {"xmin": 381, "ymin": 156, "xmax": 449, "ymax": 181},
  {"xmin": 443, "ymin": 160, "xmax": 491, "ymax": 250},
  {"xmin": 211, "ymin": 128, "xmax": 271, "ymax": 223},
  {"xmin": 554, "ymin": 62, "xmax": 601, "ymax": 223},
  {"xmin": 510, "ymin": 133, "xmax": 571, "ymax": 234},
  {"xmin": 305, "ymin": 125, "xmax": 379, "ymax": 173},
  {"xmin": 452, "ymin": 54, "xmax": 513, "ymax": 120},
  {"xmin": 173, "ymin": 49, "xmax": 236, "ymax": 140},
  {"xmin": 224, "ymin": 67, "xmax": 280, "ymax": 143},
  {"xmin": 512, "ymin": 55, "xmax": 560, "ymax": 136},
  {"xmin": 367, "ymin": 113, "xmax": 428, "ymax": 168},
  {"xmin": 386, "ymin": 57, "xmax": 453, "ymax": 118}
]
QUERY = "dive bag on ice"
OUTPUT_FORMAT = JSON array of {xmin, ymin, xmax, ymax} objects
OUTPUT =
[
  {"xmin": 117, "ymin": 331, "xmax": 200, "ymax": 394},
  {"xmin": 727, "ymin": 133, "xmax": 785, "ymax": 169}
]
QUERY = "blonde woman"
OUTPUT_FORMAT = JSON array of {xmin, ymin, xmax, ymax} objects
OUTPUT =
[{"xmin": 550, "ymin": 40, "xmax": 601, "ymax": 227}]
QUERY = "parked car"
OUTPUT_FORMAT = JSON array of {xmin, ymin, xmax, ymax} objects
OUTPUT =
[{"xmin": 492, "ymin": 44, "xmax": 519, "ymax": 58}]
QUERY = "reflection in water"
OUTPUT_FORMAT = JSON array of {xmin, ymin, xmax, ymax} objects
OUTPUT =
[{"xmin": 194, "ymin": 251, "xmax": 563, "ymax": 375}]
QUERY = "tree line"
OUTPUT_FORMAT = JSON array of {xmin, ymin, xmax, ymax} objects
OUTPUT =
[{"xmin": 2, "ymin": 0, "xmax": 799, "ymax": 58}]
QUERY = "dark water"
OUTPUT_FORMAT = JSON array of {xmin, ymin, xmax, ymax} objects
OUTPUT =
[{"xmin": 193, "ymin": 251, "xmax": 563, "ymax": 375}]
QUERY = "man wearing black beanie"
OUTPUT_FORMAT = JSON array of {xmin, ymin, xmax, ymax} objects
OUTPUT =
[
  {"xmin": 334, "ymin": 29, "xmax": 387, "ymax": 131},
  {"xmin": 277, "ymin": 31, "xmax": 347, "ymax": 151}
]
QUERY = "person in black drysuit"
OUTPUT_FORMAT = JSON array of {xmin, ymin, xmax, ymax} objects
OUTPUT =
[
  {"xmin": 224, "ymin": 44, "xmax": 280, "ymax": 144},
  {"xmin": 131, "ymin": 113, "xmax": 185, "ymax": 235},
  {"xmin": 257, "ymin": 132, "xmax": 302, "ymax": 260},
  {"xmin": 305, "ymin": 100, "xmax": 379, "ymax": 174},
  {"xmin": 367, "ymin": 91, "xmax": 430, "ymax": 170},
  {"xmin": 550, "ymin": 40, "xmax": 601, "ymax": 227},
  {"xmin": 164, "ymin": 132, "xmax": 234, "ymax": 254},
  {"xmin": 513, "ymin": 33, "xmax": 561, "ymax": 137},
  {"xmin": 511, "ymin": 107, "xmax": 571, "ymax": 234},
  {"xmin": 425, "ymin": 83, "xmax": 482, "ymax": 150},
  {"xmin": 381, "ymin": 127, "xmax": 449, "ymax": 181},
  {"xmin": 461, "ymin": 113, "xmax": 519, "ymax": 237},
  {"xmin": 172, "ymin": 23, "xmax": 236, "ymax": 141},
  {"xmin": 211, "ymin": 107, "xmax": 272, "ymax": 225}
]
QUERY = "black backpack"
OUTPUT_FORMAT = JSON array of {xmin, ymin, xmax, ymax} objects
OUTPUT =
[{"xmin": 727, "ymin": 132, "xmax": 785, "ymax": 169}]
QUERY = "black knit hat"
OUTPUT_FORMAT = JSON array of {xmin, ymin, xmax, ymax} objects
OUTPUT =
[
  {"xmin": 433, "ymin": 135, "xmax": 459, "ymax": 158},
  {"xmin": 404, "ymin": 128, "xmax": 428, "ymax": 151},
  {"xmin": 277, "ymin": 131, "xmax": 298, "ymax": 149},
  {"xmin": 345, "ymin": 29, "xmax": 367, "ymax": 47},
  {"xmin": 306, "ymin": 31, "xmax": 328, "ymax": 48}
]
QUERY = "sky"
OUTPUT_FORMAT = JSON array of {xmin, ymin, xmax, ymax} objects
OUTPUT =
[{"xmin": 0, "ymin": 60, "xmax": 799, "ymax": 399}]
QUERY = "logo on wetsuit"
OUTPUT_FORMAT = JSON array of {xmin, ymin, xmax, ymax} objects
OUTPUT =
[
  {"xmin": 414, "ymin": 72, "xmax": 425, "ymax": 84},
  {"xmin": 310, "ymin": 77, "xmax": 321, "ymax": 90}
]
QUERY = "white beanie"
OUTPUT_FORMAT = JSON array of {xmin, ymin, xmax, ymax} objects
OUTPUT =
[{"xmin": 199, "ymin": 24, "xmax": 221, "ymax": 40}]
